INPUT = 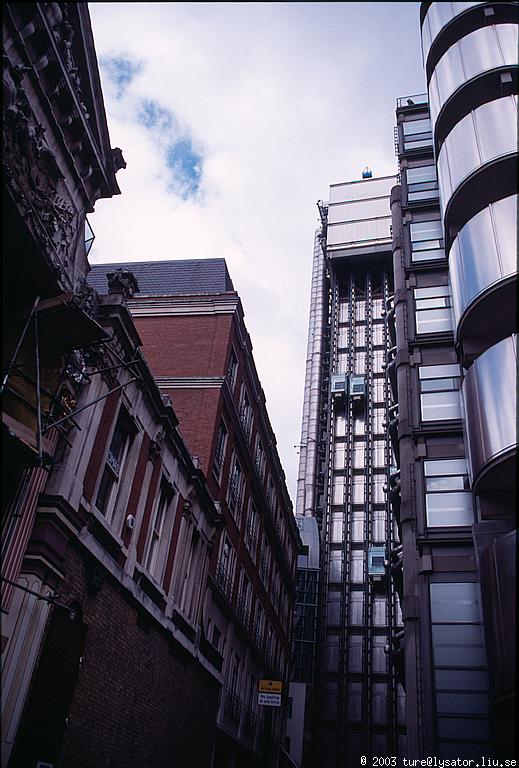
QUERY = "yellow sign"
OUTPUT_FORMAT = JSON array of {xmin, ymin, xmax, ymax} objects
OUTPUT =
[{"xmin": 259, "ymin": 679, "xmax": 282, "ymax": 694}]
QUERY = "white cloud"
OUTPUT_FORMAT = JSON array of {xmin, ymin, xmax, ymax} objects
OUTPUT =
[{"xmin": 88, "ymin": 2, "xmax": 425, "ymax": 502}]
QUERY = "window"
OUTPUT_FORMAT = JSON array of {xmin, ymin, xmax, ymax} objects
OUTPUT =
[
  {"xmin": 350, "ymin": 550, "xmax": 364, "ymax": 583},
  {"xmin": 334, "ymin": 443, "xmax": 345, "ymax": 471},
  {"xmin": 338, "ymin": 325, "xmax": 349, "ymax": 348},
  {"xmin": 145, "ymin": 478, "xmax": 173, "ymax": 577},
  {"xmin": 244, "ymin": 500, "xmax": 259, "ymax": 558},
  {"xmin": 329, "ymin": 549, "xmax": 342, "ymax": 582},
  {"xmin": 226, "ymin": 348, "xmax": 238, "ymax": 392},
  {"xmin": 325, "ymin": 635, "xmax": 339, "ymax": 671},
  {"xmin": 236, "ymin": 569, "xmax": 252, "ymax": 625},
  {"xmin": 332, "ymin": 475, "xmax": 345, "ymax": 505},
  {"xmin": 372, "ymin": 348, "xmax": 385, "ymax": 373},
  {"xmin": 179, "ymin": 526, "xmax": 205, "ymax": 621},
  {"xmin": 352, "ymin": 476, "xmax": 365, "ymax": 504},
  {"xmin": 373, "ymin": 597, "xmax": 387, "ymax": 626},
  {"xmin": 406, "ymin": 164, "xmax": 439, "ymax": 202},
  {"xmin": 327, "ymin": 590, "xmax": 341, "ymax": 625},
  {"xmin": 402, "ymin": 117, "xmax": 433, "ymax": 150},
  {"xmin": 229, "ymin": 651, "xmax": 241, "ymax": 694},
  {"xmin": 352, "ymin": 442, "xmax": 365, "ymax": 468},
  {"xmin": 373, "ymin": 407, "xmax": 385, "ymax": 433},
  {"xmin": 347, "ymin": 682, "xmax": 362, "ymax": 721},
  {"xmin": 351, "ymin": 509, "xmax": 364, "ymax": 542},
  {"xmin": 259, "ymin": 537, "xmax": 272, "ymax": 585},
  {"xmin": 372, "ymin": 322, "xmax": 384, "ymax": 346},
  {"xmin": 96, "ymin": 408, "xmax": 133, "ymax": 520},
  {"xmin": 349, "ymin": 591, "xmax": 364, "ymax": 625},
  {"xmin": 355, "ymin": 300, "xmax": 366, "ymax": 322},
  {"xmin": 330, "ymin": 510, "xmax": 343, "ymax": 542},
  {"xmin": 216, "ymin": 536, "xmax": 235, "ymax": 600},
  {"xmin": 212, "ymin": 623, "xmax": 222, "ymax": 651},
  {"xmin": 410, "ymin": 218, "xmax": 445, "ymax": 262},
  {"xmin": 419, "ymin": 364, "xmax": 462, "ymax": 421},
  {"xmin": 355, "ymin": 325, "xmax": 366, "ymax": 348},
  {"xmin": 429, "ymin": 582, "xmax": 489, "ymax": 753},
  {"xmin": 414, "ymin": 285, "xmax": 453, "ymax": 335},
  {"xmin": 373, "ymin": 474, "xmax": 386, "ymax": 503},
  {"xmin": 227, "ymin": 454, "xmax": 245, "ymax": 522},
  {"xmin": 266, "ymin": 474, "xmax": 277, "ymax": 515},
  {"xmin": 213, "ymin": 421, "xmax": 228, "ymax": 482},
  {"xmin": 373, "ymin": 376, "xmax": 384, "ymax": 403},
  {"xmin": 424, "ymin": 458, "xmax": 474, "ymax": 527},
  {"xmin": 238, "ymin": 385, "xmax": 253, "ymax": 441},
  {"xmin": 349, "ymin": 635, "xmax": 363, "ymax": 672},
  {"xmin": 372, "ymin": 509, "xmax": 386, "ymax": 542},
  {"xmin": 354, "ymin": 351, "xmax": 366, "ymax": 374},
  {"xmin": 254, "ymin": 436, "xmax": 266, "ymax": 481}
]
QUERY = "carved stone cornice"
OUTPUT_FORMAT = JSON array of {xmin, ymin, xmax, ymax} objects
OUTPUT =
[{"xmin": 3, "ymin": 47, "xmax": 78, "ymax": 291}]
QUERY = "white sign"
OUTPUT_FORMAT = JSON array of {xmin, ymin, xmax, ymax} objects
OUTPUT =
[{"xmin": 258, "ymin": 692, "xmax": 281, "ymax": 707}]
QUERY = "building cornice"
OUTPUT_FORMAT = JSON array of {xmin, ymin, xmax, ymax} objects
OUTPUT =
[{"xmin": 128, "ymin": 294, "xmax": 239, "ymax": 317}]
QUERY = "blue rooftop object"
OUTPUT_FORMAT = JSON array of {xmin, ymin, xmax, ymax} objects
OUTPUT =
[{"xmin": 362, "ymin": 167, "xmax": 373, "ymax": 178}]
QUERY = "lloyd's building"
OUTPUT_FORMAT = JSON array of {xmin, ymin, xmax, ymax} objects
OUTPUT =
[{"xmin": 290, "ymin": 2, "xmax": 517, "ymax": 766}]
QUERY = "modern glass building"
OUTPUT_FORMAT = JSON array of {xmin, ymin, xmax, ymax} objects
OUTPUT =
[
  {"xmin": 295, "ymin": 175, "xmax": 406, "ymax": 766},
  {"xmin": 293, "ymin": 2, "xmax": 517, "ymax": 764}
]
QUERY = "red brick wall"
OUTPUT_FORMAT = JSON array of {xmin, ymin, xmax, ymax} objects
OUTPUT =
[
  {"xmin": 162, "ymin": 387, "xmax": 221, "ymax": 474},
  {"xmin": 134, "ymin": 314, "xmax": 232, "ymax": 377},
  {"xmin": 11, "ymin": 544, "xmax": 219, "ymax": 768}
]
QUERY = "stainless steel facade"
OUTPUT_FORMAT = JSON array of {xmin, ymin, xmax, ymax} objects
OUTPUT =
[{"xmin": 294, "ymin": 2, "xmax": 517, "ymax": 763}]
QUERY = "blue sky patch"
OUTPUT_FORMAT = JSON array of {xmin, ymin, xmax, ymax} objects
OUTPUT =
[
  {"xmin": 137, "ymin": 99, "xmax": 175, "ymax": 132},
  {"xmin": 101, "ymin": 55, "xmax": 142, "ymax": 98},
  {"xmin": 166, "ymin": 140, "xmax": 203, "ymax": 198},
  {"xmin": 136, "ymin": 98, "xmax": 203, "ymax": 199}
]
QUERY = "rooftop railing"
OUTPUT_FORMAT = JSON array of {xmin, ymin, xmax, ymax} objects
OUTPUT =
[{"xmin": 396, "ymin": 93, "xmax": 428, "ymax": 109}]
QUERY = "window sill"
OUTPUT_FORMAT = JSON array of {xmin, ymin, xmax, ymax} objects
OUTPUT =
[
  {"xmin": 133, "ymin": 562, "xmax": 167, "ymax": 610},
  {"xmin": 88, "ymin": 506, "xmax": 125, "ymax": 560},
  {"xmin": 171, "ymin": 608, "xmax": 197, "ymax": 643}
]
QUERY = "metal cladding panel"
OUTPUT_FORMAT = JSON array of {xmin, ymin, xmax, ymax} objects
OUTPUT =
[
  {"xmin": 437, "ymin": 96, "xmax": 518, "ymax": 221},
  {"xmin": 421, "ymin": 2, "xmax": 481, "ymax": 63},
  {"xmin": 449, "ymin": 194, "xmax": 517, "ymax": 333},
  {"xmin": 327, "ymin": 176, "xmax": 396, "ymax": 251},
  {"xmin": 462, "ymin": 334, "xmax": 517, "ymax": 485},
  {"xmin": 327, "ymin": 217, "xmax": 392, "ymax": 248},
  {"xmin": 428, "ymin": 24, "xmax": 518, "ymax": 126},
  {"xmin": 329, "ymin": 175, "xmax": 396, "ymax": 204}
]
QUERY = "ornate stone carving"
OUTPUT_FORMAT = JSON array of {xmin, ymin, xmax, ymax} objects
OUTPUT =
[
  {"xmin": 111, "ymin": 147, "xmax": 127, "ymax": 173},
  {"xmin": 72, "ymin": 281, "xmax": 97, "ymax": 316},
  {"xmin": 107, "ymin": 269, "xmax": 139, "ymax": 300},
  {"xmin": 51, "ymin": 4, "xmax": 89, "ymax": 117},
  {"xmin": 149, "ymin": 427, "xmax": 166, "ymax": 462},
  {"xmin": 3, "ymin": 48, "xmax": 79, "ymax": 286}
]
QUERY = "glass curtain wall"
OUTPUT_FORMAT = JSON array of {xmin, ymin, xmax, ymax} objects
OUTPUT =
[{"xmin": 318, "ymin": 265, "xmax": 405, "ymax": 765}]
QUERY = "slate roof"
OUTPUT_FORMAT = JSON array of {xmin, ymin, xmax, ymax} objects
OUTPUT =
[{"xmin": 87, "ymin": 259, "xmax": 234, "ymax": 296}]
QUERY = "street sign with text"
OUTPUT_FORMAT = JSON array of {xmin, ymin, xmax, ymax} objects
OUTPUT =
[{"xmin": 258, "ymin": 692, "xmax": 281, "ymax": 707}]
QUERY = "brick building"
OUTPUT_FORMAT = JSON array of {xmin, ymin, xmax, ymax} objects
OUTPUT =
[
  {"xmin": 2, "ymin": 4, "xmax": 123, "ymax": 762},
  {"xmin": 89, "ymin": 260, "xmax": 302, "ymax": 768},
  {"xmin": 5, "ymin": 283, "xmax": 223, "ymax": 768},
  {"xmin": 2, "ymin": 5, "xmax": 227, "ymax": 767}
]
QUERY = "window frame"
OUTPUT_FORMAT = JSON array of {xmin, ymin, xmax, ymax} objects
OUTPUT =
[{"xmin": 95, "ymin": 405, "xmax": 135, "ymax": 523}]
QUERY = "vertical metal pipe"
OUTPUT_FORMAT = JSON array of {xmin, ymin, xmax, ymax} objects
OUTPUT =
[
  {"xmin": 1, "ymin": 294, "xmax": 40, "ymax": 396},
  {"xmin": 34, "ymin": 311, "xmax": 43, "ymax": 465}
]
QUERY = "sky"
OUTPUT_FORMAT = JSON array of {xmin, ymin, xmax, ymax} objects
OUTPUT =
[{"xmin": 88, "ymin": 2, "xmax": 426, "ymax": 505}]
